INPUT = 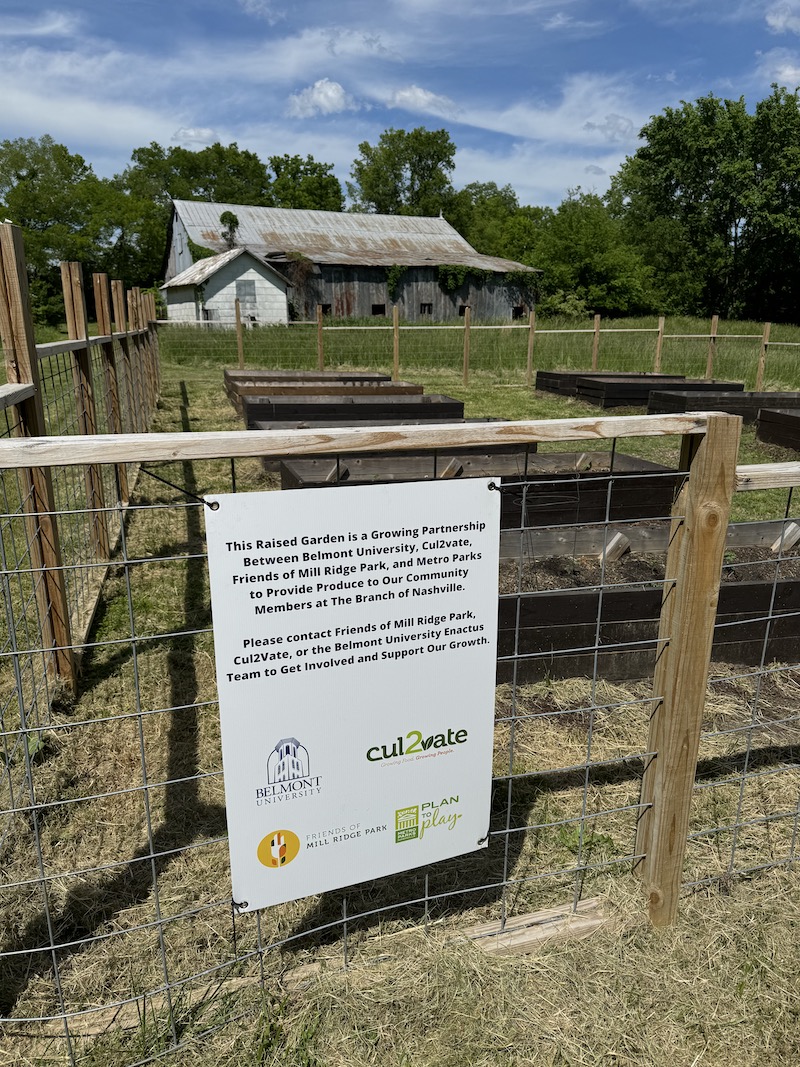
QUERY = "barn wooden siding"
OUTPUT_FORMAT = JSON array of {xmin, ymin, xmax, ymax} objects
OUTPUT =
[{"xmin": 294, "ymin": 266, "xmax": 535, "ymax": 322}]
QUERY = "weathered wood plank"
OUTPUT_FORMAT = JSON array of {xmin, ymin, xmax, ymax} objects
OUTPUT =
[
  {"xmin": 636, "ymin": 414, "xmax": 741, "ymax": 926},
  {"xmin": 0, "ymin": 414, "xmax": 714, "ymax": 468},
  {"xmin": 0, "ymin": 382, "xmax": 35, "ymax": 410},
  {"xmin": 736, "ymin": 462, "xmax": 800, "ymax": 491},
  {"xmin": 467, "ymin": 898, "xmax": 612, "ymax": 955}
]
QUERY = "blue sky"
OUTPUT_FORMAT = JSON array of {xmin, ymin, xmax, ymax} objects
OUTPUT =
[{"xmin": 2, "ymin": 0, "xmax": 800, "ymax": 207}]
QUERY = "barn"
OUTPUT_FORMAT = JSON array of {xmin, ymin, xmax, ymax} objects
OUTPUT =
[
  {"xmin": 160, "ymin": 247, "xmax": 290, "ymax": 325},
  {"xmin": 165, "ymin": 201, "xmax": 538, "ymax": 322}
]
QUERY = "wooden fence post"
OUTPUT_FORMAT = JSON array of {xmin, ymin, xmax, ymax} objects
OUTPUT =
[
  {"xmin": 93, "ymin": 273, "xmax": 129, "ymax": 503},
  {"xmin": 316, "ymin": 304, "xmax": 325, "ymax": 371},
  {"xmin": 392, "ymin": 304, "xmax": 400, "ymax": 382},
  {"xmin": 133, "ymin": 287, "xmax": 156, "ymax": 420},
  {"xmin": 462, "ymin": 305, "xmax": 471, "ymax": 387},
  {"xmin": 755, "ymin": 322, "xmax": 771, "ymax": 391},
  {"xmin": 591, "ymin": 313, "xmax": 601, "ymax": 371},
  {"xmin": 653, "ymin": 315, "xmax": 665, "ymax": 373},
  {"xmin": 526, "ymin": 310, "xmax": 536, "ymax": 388},
  {"xmin": 61, "ymin": 261, "xmax": 110, "ymax": 559},
  {"xmin": 126, "ymin": 288, "xmax": 145, "ymax": 431},
  {"xmin": 705, "ymin": 314, "xmax": 719, "ymax": 380},
  {"xmin": 111, "ymin": 280, "xmax": 137, "ymax": 434},
  {"xmin": 635, "ymin": 412, "xmax": 741, "ymax": 926},
  {"xmin": 0, "ymin": 225, "xmax": 76, "ymax": 688},
  {"xmin": 235, "ymin": 297, "xmax": 245, "ymax": 369}
]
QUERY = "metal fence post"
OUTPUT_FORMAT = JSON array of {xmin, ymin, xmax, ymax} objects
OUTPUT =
[{"xmin": 635, "ymin": 412, "xmax": 741, "ymax": 925}]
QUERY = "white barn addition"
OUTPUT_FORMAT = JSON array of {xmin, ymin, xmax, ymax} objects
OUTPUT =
[{"xmin": 161, "ymin": 248, "xmax": 290, "ymax": 325}]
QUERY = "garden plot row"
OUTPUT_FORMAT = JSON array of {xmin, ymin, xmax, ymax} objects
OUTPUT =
[
  {"xmin": 227, "ymin": 367, "xmax": 799, "ymax": 681},
  {"xmin": 535, "ymin": 370, "xmax": 744, "ymax": 406},
  {"xmin": 536, "ymin": 370, "xmax": 800, "ymax": 454}
]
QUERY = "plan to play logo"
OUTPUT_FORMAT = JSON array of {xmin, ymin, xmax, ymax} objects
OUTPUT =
[
  {"xmin": 257, "ymin": 829, "xmax": 301, "ymax": 868},
  {"xmin": 395, "ymin": 797, "xmax": 462, "ymax": 842},
  {"xmin": 395, "ymin": 806, "xmax": 419, "ymax": 842}
]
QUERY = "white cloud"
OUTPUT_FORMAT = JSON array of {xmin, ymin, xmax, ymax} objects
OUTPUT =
[
  {"xmin": 0, "ymin": 11, "xmax": 80, "ymax": 38},
  {"xmin": 454, "ymin": 142, "xmax": 626, "ymax": 206},
  {"xmin": 238, "ymin": 0, "xmax": 283, "ymax": 22},
  {"xmin": 583, "ymin": 112, "xmax": 635, "ymax": 141},
  {"xmin": 755, "ymin": 46, "xmax": 800, "ymax": 82},
  {"xmin": 286, "ymin": 79, "xmax": 359, "ymax": 118},
  {"xmin": 458, "ymin": 74, "xmax": 643, "ymax": 149},
  {"xmin": 542, "ymin": 12, "xmax": 604, "ymax": 31},
  {"xmin": 387, "ymin": 85, "xmax": 460, "ymax": 118},
  {"xmin": 172, "ymin": 127, "xmax": 218, "ymax": 145},
  {"xmin": 766, "ymin": 1, "xmax": 800, "ymax": 33}
]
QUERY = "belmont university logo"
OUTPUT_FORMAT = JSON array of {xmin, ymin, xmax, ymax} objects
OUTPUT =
[{"xmin": 256, "ymin": 737, "xmax": 322, "ymax": 806}]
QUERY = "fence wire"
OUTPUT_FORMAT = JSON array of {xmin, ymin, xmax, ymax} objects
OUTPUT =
[
  {"xmin": 2, "ymin": 407, "xmax": 796, "ymax": 1065},
  {"xmin": 156, "ymin": 318, "xmax": 800, "ymax": 388}
]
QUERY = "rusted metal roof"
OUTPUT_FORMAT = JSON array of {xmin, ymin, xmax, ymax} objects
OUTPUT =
[
  {"xmin": 172, "ymin": 200, "xmax": 538, "ymax": 273},
  {"xmin": 161, "ymin": 247, "xmax": 290, "ymax": 288}
]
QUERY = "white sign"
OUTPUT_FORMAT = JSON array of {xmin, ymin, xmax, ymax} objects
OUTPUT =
[{"xmin": 204, "ymin": 478, "xmax": 500, "ymax": 912}]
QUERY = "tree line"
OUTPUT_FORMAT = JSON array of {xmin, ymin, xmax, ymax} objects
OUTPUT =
[{"xmin": 2, "ymin": 84, "xmax": 800, "ymax": 325}]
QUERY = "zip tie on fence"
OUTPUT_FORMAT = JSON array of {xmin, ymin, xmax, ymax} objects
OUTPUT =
[{"xmin": 140, "ymin": 466, "xmax": 219, "ymax": 508}]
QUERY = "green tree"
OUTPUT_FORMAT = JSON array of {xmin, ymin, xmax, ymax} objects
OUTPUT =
[
  {"xmin": 533, "ymin": 190, "xmax": 657, "ymax": 316},
  {"xmin": 738, "ymin": 86, "xmax": 800, "ymax": 320},
  {"xmin": 0, "ymin": 135, "xmax": 125, "ymax": 323},
  {"xmin": 608, "ymin": 94, "xmax": 751, "ymax": 316},
  {"xmin": 446, "ymin": 181, "xmax": 521, "ymax": 255},
  {"xmin": 347, "ymin": 127, "xmax": 456, "ymax": 216},
  {"xmin": 268, "ymin": 154, "xmax": 343, "ymax": 211}
]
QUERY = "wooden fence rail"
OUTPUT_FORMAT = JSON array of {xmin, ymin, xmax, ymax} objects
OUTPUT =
[{"xmin": 275, "ymin": 307, "xmax": 794, "ymax": 387}]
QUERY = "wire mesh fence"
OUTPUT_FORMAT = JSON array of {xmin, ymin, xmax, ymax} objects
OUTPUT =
[
  {"xmin": 0, "ymin": 409, "xmax": 796, "ymax": 1064},
  {"xmin": 156, "ymin": 317, "xmax": 800, "ymax": 388}
]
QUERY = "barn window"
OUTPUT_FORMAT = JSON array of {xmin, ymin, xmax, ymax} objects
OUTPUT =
[
  {"xmin": 419, "ymin": 303, "xmax": 433, "ymax": 315},
  {"xmin": 458, "ymin": 305, "xmax": 469, "ymax": 317},
  {"xmin": 321, "ymin": 303, "xmax": 332, "ymax": 316},
  {"xmin": 236, "ymin": 280, "xmax": 256, "ymax": 305},
  {"xmin": 371, "ymin": 303, "xmax": 386, "ymax": 316},
  {"xmin": 512, "ymin": 305, "xmax": 525, "ymax": 320}
]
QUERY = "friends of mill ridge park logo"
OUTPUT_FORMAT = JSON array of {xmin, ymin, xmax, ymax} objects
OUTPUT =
[
  {"xmin": 395, "ymin": 797, "xmax": 462, "ymax": 842},
  {"xmin": 256, "ymin": 737, "xmax": 322, "ymax": 806},
  {"xmin": 257, "ymin": 829, "xmax": 301, "ymax": 868},
  {"xmin": 367, "ymin": 725, "xmax": 468, "ymax": 762}
]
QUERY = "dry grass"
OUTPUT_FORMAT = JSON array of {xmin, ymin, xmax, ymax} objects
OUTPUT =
[{"xmin": 1, "ymin": 361, "xmax": 798, "ymax": 1066}]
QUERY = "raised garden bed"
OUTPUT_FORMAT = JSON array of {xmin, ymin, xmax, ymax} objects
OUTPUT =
[
  {"xmin": 497, "ymin": 578, "xmax": 800, "ymax": 682},
  {"xmin": 648, "ymin": 390, "xmax": 800, "ymax": 421},
  {"xmin": 243, "ymin": 392, "xmax": 465, "ymax": 428},
  {"xmin": 576, "ymin": 376, "xmax": 742, "ymax": 408},
  {"xmin": 226, "ymin": 377, "xmax": 423, "ymax": 414},
  {"xmin": 535, "ymin": 370, "xmax": 682, "ymax": 396},
  {"xmin": 279, "ymin": 451, "xmax": 684, "ymax": 530},
  {"xmin": 756, "ymin": 408, "xmax": 800, "ymax": 450}
]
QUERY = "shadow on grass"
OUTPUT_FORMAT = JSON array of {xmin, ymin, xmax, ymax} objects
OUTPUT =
[{"xmin": 0, "ymin": 382, "xmax": 226, "ymax": 1022}]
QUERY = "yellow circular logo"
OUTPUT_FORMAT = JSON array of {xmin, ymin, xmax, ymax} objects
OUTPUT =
[{"xmin": 257, "ymin": 830, "xmax": 301, "ymax": 869}]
